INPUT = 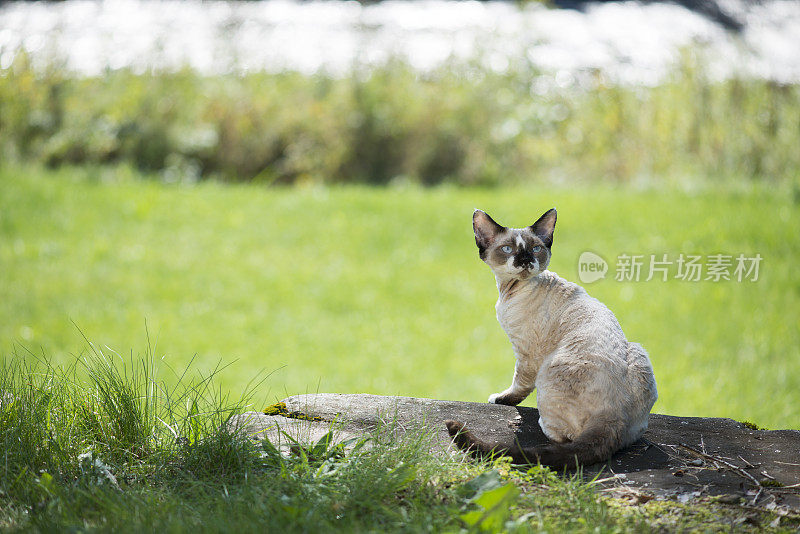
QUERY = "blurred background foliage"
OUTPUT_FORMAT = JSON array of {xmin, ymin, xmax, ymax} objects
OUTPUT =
[{"xmin": 1, "ymin": 51, "xmax": 798, "ymax": 187}]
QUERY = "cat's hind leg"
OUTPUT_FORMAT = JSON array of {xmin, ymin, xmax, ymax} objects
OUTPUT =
[{"xmin": 489, "ymin": 357, "xmax": 536, "ymax": 406}]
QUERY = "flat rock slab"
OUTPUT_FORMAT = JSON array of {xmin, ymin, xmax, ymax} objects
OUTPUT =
[{"xmin": 230, "ymin": 393, "xmax": 800, "ymax": 510}]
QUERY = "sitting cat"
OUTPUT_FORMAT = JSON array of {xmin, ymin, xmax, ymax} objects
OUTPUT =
[{"xmin": 445, "ymin": 208, "xmax": 658, "ymax": 468}]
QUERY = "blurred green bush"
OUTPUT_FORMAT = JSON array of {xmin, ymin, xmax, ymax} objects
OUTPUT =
[{"xmin": 1, "ymin": 53, "xmax": 798, "ymax": 186}]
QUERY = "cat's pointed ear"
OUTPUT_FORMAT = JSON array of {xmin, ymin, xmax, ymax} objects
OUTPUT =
[
  {"xmin": 530, "ymin": 208, "xmax": 557, "ymax": 247},
  {"xmin": 473, "ymin": 209, "xmax": 506, "ymax": 259}
]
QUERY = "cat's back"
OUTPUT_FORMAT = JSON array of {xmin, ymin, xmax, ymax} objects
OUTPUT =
[
  {"xmin": 500, "ymin": 271, "xmax": 632, "ymax": 356},
  {"xmin": 496, "ymin": 271, "xmax": 582, "ymax": 322},
  {"xmin": 495, "ymin": 271, "xmax": 586, "ymax": 351},
  {"xmin": 500, "ymin": 270, "xmax": 589, "ymax": 316},
  {"xmin": 541, "ymin": 271, "xmax": 625, "ymax": 333}
]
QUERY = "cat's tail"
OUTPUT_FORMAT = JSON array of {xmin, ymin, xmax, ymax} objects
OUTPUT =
[{"xmin": 444, "ymin": 418, "xmax": 622, "ymax": 470}]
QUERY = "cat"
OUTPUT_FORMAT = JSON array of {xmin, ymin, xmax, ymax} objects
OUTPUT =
[{"xmin": 445, "ymin": 208, "xmax": 658, "ymax": 469}]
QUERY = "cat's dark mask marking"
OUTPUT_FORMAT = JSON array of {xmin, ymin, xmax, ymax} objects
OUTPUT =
[
  {"xmin": 510, "ymin": 231, "xmax": 548, "ymax": 270},
  {"xmin": 473, "ymin": 208, "xmax": 557, "ymax": 279}
]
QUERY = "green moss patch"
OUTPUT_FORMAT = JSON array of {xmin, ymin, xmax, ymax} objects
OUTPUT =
[
  {"xmin": 741, "ymin": 420, "xmax": 765, "ymax": 430},
  {"xmin": 263, "ymin": 402, "xmax": 323, "ymax": 422}
]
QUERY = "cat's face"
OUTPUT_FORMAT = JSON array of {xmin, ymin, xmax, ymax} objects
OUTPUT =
[{"xmin": 473, "ymin": 208, "xmax": 557, "ymax": 280}]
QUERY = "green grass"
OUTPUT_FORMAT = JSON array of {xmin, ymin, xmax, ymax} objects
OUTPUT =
[
  {"xmin": 2, "ymin": 350, "xmax": 797, "ymax": 532},
  {"xmin": 0, "ymin": 347, "xmax": 470, "ymax": 531},
  {"xmin": 1, "ymin": 164, "xmax": 798, "ymax": 429}
]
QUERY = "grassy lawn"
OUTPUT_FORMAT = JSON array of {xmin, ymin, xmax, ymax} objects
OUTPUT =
[
  {"xmin": 1, "ymin": 165, "xmax": 798, "ymax": 429},
  {"xmin": 2, "ymin": 164, "xmax": 799, "ymax": 531},
  {"xmin": 2, "ymin": 348, "xmax": 796, "ymax": 532}
]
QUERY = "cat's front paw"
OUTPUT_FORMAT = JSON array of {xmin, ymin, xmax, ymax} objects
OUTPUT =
[{"xmin": 488, "ymin": 392, "xmax": 522, "ymax": 406}]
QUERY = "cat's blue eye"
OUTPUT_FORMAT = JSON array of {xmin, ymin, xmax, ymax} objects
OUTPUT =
[
  {"xmin": 502, "ymin": 245, "xmax": 513, "ymax": 254},
  {"xmin": 533, "ymin": 245, "xmax": 542, "ymax": 252}
]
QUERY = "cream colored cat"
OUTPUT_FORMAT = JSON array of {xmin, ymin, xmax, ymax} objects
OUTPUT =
[{"xmin": 445, "ymin": 208, "xmax": 658, "ymax": 468}]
